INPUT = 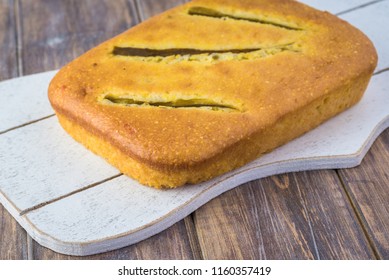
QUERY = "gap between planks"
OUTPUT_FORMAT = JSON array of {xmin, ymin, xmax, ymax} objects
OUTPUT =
[
  {"xmin": 374, "ymin": 67, "xmax": 389, "ymax": 75},
  {"xmin": 10, "ymin": 0, "xmax": 27, "ymax": 260},
  {"xmin": 0, "ymin": 114, "xmax": 55, "ymax": 135},
  {"xmin": 335, "ymin": 0, "xmax": 387, "ymax": 16},
  {"xmin": 294, "ymin": 182, "xmax": 321, "ymax": 259},
  {"xmin": 27, "ymin": 235, "xmax": 34, "ymax": 260},
  {"xmin": 132, "ymin": 0, "xmax": 143, "ymax": 22},
  {"xmin": 335, "ymin": 169, "xmax": 381, "ymax": 259},
  {"xmin": 19, "ymin": 174, "xmax": 123, "ymax": 216},
  {"xmin": 185, "ymin": 213, "xmax": 204, "ymax": 260},
  {"xmin": 13, "ymin": 0, "xmax": 23, "ymax": 77}
]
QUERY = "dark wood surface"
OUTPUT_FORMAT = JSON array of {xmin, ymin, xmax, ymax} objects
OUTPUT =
[
  {"xmin": 0, "ymin": 0, "xmax": 388, "ymax": 260},
  {"xmin": 0, "ymin": 0, "xmax": 28, "ymax": 260},
  {"xmin": 195, "ymin": 171, "xmax": 375, "ymax": 259},
  {"xmin": 339, "ymin": 131, "xmax": 389, "ymax": 259}
]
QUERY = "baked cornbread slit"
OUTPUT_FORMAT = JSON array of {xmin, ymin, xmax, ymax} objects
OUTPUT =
[
  {"xmin": 48, "ymin": 0, "xmax": 377, "ymax": 188},
  {"xmin": 187, "ymin": 6, "xmax": 303, "ymax": 30},
  {"xmin": 101, "ymin": 94, "xmax": 241, "ymax": 112},
  {"xmin": 112, "ymin": 43, "xmax": 300, "ymax": 63}
]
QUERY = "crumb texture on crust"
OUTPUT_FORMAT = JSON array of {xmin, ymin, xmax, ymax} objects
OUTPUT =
[{"xmin": 48, "ymin": 0, "xmax": 377, "ymax": 188}]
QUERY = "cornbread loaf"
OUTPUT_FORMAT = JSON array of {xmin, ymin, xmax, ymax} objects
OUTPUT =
[{"xmin": 48, "ymin": 0, "xmax": 377, "ymax": 188}]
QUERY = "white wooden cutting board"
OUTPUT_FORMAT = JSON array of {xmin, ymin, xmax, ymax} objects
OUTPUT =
[{"xmin": 0, "ymin": 0, "xmax": 388, "ymax": 256}]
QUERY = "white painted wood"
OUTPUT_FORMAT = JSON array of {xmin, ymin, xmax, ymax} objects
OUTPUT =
[
  {"xmin": 0, "ymin": 117, "xmax": 119, "ymax": 211},
  {"xmin": 0, "ymin": 71, "xmax": 57, "ymax": 133},
  {"xmin": 339, "ymin": 1, "xmax": 389, "ymax": 73},
  {"xmin": 0, "ymin": 0, "xmax": 388, "ymax": 256},
  {"xmin": 24, "ymin": 176, "xmax": 208, "ymax": 256},
  {"xmin": 299, "ymin": 0, "xmax": 380, "ymax": 14},
  {"xmin": 0, "ymin": 70, "xmax": 386, "ymax": 255}
]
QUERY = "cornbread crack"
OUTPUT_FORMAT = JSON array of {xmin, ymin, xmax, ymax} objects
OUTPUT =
[
  {"xmin": 187, "ymin": 6, "xmax": 303, "ymax": 30},
  {"xmin": 101, "ymin": 94, "xmax": 241, "ymax": 112},
  {"xmin": 48, "ymin": 0, "xmax": 377, "ymax": 188},
  {"xmin": 112, "ymin": 43, "xmax": 300, "ymax": 64}
]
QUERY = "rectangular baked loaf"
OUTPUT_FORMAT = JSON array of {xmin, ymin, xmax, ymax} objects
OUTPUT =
[{"xmin": 48, "ymin": 0, "xmax": 377, "ymax": 188}]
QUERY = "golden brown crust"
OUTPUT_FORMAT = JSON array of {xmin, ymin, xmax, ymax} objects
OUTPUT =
[{"xmin": 48, "ymin": 0, "xmax": 377, "ymax": 188}]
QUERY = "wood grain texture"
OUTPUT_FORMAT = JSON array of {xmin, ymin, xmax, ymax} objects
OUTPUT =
[
  {"xmin": 32, "ymin": 219, "xmax": 196, "ymax": 260},
  {"xmin": 339, "ymin": 128, "xmax": 389, "ymax": 259},
  {"xmin": 0, "ymin": 203, "xmax": 28, "ymax": 259},
  {"xmin": 18, "ymin": 0, "xmax": 139, "ymax": 74},
  {"xmin": 0, "ymin": 0, "xmax": 17, "ymax": 80},
  {"xmin": 0, "ymin": 0, "xmax": 28, "ymax": 260},
  {"xmin": 136, "ymin": 0, "xmax": 186, "ymax": 21},
  {"xmin": 194, "ymin": 171, "xmax": 375, "ymax": 260}
]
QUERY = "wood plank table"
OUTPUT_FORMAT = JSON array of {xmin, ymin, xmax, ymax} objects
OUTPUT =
[{"xmin": 1, "ymin": 0, "xmax": 388, "ymax": 260}]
